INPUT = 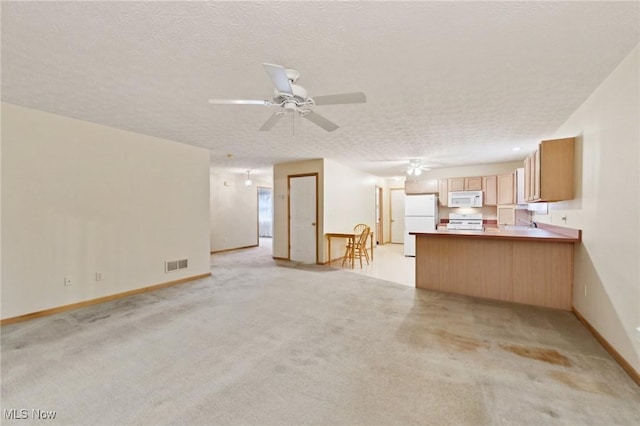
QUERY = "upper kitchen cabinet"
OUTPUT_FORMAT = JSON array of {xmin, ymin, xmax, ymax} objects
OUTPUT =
[
  {"xmin": 405, "ymin": 179, "xmax": 438, "ymax": 194},
  {"xmin": 524, "ymin": 137, "xmax": 575, "ymax": 202},
  {"xmin": 464, "ymin": 176, "xmax": 483, "ymax": 191},
  {"xmin": 482, "ymin": 175, "xmax": 497, "ymax": 206},
  {"xmin": 448, "ymin": 176, "xmax": 483, "ymax": 192},
  {"xmin": 447, "ymin": 177, "xmax": 465, "ymax": 192},
  {"xmin": 497, "ymin": 172, "xmax": 516, "ymax": 205}
]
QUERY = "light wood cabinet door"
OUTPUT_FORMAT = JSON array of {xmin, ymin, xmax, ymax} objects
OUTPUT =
[
  {"xmin": 516, "ymin": 167, "xmax": 526, "ymax": 204},
  {"xmin": 482, "ymin": 176, "xmax": 497, "ymax": 206},
  {"xmin": 529, "ymin": 153, "xmax": 536, "ymax": 201},
  {"xmin": 405, "ymin": 179, "xmax": 438, "ymax": 194},
  {"xmin": 497, "ymin": 205, "xmax": 516, "ymax": 225},
  {"xmin": 497, "ymin": 172, "xmax": 516, "ymax": 205},
  {"xmin": 464, "ymin": 176, "xmax": 483, "ymax": 191},
  {"xmin": 533, "ymin": 149, "xmax": 541, "ymax": 201},
  {"xmin": 524, "ymin": 138, "xmax": 575, "ymax": 203},
  {"xmin": 524, "ymin": 157, "xmax": 531, "ymax": 201},
  {"xmin": 439, "ymin": 179, "xmax": 448, "ymax": 206},
  {"xmin": 538, "ymin": 137, "xmax": 574, "ymax": 202},
  {"xmin": 448, "ymin": 177, "xmax": 464, "ymax": 192}
]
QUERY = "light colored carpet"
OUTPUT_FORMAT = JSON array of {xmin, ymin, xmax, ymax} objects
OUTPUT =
[{"xmin": 2, "ymin": 244, "xmax": 639, "ymax": 425}]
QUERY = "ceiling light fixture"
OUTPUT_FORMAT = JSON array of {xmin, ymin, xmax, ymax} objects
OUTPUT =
[
  {"xmin": 245, "ymin": 170, "xmax": 252, "ymax": 187},
  {"xmin": 406, "ymin": 159, "xmax": 425, "ymax": 176}
]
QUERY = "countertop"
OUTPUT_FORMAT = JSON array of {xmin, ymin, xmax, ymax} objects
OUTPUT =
[{"xmin": 411, "ymin": 224, "xmax": 581, "ymax": 242}]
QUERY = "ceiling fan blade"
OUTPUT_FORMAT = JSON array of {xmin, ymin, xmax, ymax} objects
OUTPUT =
[
  {"xmin": 208, "ymin": 99, "xmax": 271, "ymax": 106},
  {"xmin": 311, "ymin": 92, "xmax": 367, "ymax": 106},
  {"xmin": 263, "ymin": 63, "xmax": 293, "ymax": 95},
  {"xmin": 259, "ymin": 112, "xmax": 284, "ymax": 131},
  {"xmin": 303, "ymin": 110, "xmax": 339, "ymax": 132}
]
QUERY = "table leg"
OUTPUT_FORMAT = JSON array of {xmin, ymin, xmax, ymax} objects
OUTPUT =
[{"xmin": 351, "ymin": 236, "xmax": 355, "ymax": 269}]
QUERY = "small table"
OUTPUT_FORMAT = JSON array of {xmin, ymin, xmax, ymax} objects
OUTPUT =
[{"xmin": 326, "ymin": 232, "xmax": 374, "ymax": 269}]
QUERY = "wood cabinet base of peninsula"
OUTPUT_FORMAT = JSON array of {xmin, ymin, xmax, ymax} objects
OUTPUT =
[{"xmin": 415, "ymin": 236, "xmax": 574, "ymax": 310}]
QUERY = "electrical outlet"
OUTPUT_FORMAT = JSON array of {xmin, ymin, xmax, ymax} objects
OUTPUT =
[
  {"xmin": 95, "ymin": 272, "xmax": 103, "ymax": 281},
  {"xmin": 64, "ymin": 276, "xmax": 72, "ymax": 287}
]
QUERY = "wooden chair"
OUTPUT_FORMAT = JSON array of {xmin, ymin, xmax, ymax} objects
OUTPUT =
[
  {"xmin": 353, "ymin": 223, "xmax": 371, "ymax": 263},
  {"xmin": 353, "ymin": 223, "xmax": 368, "ymax": 234},
  {"xmin": 342, "ymin": 226, "xmax": 371, "ymax": 268}
]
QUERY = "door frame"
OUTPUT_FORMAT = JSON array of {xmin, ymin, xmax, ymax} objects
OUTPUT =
[
  {"xmin": 287, "ymin": 173, "xmax": 319, "ymax": 264},
  {"xmin": 376, "ymin": 186, "xmax": 383, "ymax": 245}
]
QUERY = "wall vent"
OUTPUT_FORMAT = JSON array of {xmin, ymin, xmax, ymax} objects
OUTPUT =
[{"xmin": 165, "ymin": 258, "xmax": 188, "ymax": 273}]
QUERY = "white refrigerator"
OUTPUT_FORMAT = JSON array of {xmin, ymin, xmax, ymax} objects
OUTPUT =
[{"xmin": 404, "ymin": 194, "xmax": 438, "ymax": 256}]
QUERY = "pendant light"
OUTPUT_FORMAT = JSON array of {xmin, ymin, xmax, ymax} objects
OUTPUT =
[{"xmin": 245, "ymin": 170, "xmax": 252, "ymax": 187}]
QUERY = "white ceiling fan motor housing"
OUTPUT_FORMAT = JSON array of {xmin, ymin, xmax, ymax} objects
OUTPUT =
[{"xmin": 273, "ymin": 83, "xmax": 308, "ymax": 107}]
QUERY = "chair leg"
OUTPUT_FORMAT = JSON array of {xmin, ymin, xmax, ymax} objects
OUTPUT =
[
  {"xmin": 363, "ymin": 248, "xmax": 370, "ymax": 264},
  {"xmin": 342, "ymin": 246, "xmax": 352, "ymax": 267}
]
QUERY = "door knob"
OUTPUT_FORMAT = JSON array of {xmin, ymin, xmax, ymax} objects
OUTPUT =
[{"xmin": 312, "ymin": 223, "xmax": 316, "ymax": 226}]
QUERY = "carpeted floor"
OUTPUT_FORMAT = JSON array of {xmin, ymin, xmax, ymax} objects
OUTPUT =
[{"xmin": 2, "ymin": 244, "xmax": 639, "ymax": 425}]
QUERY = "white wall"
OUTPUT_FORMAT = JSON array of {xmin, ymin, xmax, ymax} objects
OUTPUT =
[
  {"xmin": 323, "ymin": 159, "xmax": 382, "ymax": 262},
  {"xmin": 533, "ymin": 45, "xmax": 640, "ymax": 372},
  {"xmin": 1, "ymin": 104, "xmax": 211, "ymax": 319},
  {"xmin": 209, "ymin": 170, "xmax": 271, "ymax": 252}
]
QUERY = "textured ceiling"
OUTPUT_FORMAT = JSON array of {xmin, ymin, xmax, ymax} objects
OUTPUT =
[{"xmin": 2, "ymin": 1, "xmax": 639, "ymax": 178}]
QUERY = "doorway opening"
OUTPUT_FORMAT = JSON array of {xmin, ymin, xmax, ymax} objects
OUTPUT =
[
  {"xmin": 258, "ymin": 187, "xmax": 273, "ymax": 249},
  {"xmin": 376, "ymin": 186, "xmax": 383, "ymax": 245}
]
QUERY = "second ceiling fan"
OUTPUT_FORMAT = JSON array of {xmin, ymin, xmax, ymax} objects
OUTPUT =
[{"xmin": 209, "ymin": 63, "xmax": 366, "ymax": 132}]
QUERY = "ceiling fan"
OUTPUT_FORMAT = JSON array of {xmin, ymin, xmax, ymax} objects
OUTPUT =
[
  {"xmin": 405, "ymin": 159, "xmax": 431, "ymax": 176},
  {"xmin": 208, "ymin": 63, "xmax": 367, "ymax": 132},
  {"xmin": 370, "ymin": 158, "xmax": 442, "ymax": 177}
]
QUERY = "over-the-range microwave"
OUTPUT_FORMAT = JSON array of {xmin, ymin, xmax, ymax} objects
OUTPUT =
[{"xmin": 448, "ymin": 191, "xmax": 483, "ymax": 208}]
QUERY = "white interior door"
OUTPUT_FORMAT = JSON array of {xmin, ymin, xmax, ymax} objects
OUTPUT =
[
  {"xmin": 289, "ymin": 175, "xmax": 317, "ymax": 263},
  {"xmin": 390, "ymin": 189, "xmax": 405, "ymax": 243}
]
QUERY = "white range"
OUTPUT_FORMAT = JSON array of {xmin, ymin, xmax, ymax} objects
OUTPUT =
[{"xmin": 446, "ymin": 213, "xmax": 484, "ymax": 230}]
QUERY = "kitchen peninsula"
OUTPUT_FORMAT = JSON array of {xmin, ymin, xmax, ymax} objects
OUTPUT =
[{"xmin": 412, "ymin": 224, "xmax": 581, "ymax": 310}]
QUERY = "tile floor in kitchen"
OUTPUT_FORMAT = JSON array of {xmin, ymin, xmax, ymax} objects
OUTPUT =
[
  {"xmin": 330, "ymin": 242, "xmax": 414, "ymax": 287},
  {"xmin": 259, "ymin": 238, "xmax": 414, "ymax": 287}
]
